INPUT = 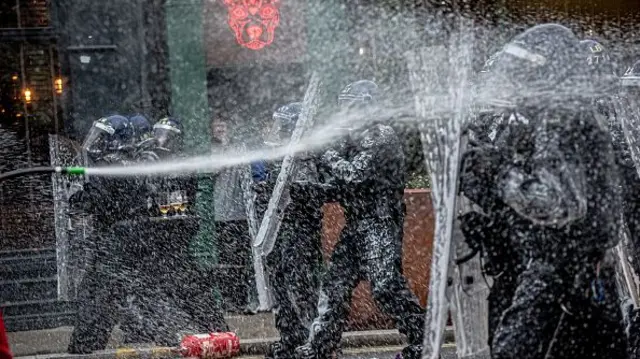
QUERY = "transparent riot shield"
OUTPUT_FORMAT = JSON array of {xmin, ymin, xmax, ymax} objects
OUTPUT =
[
  {"xmin": 609, "ymin": 97, "xmax": 640, "ymax": 315},
  {"xmin": 406, "ymin": 18, "xmax": 491, "ymax": 359},
  {"xmin": 251, "ymin": 72, "xmax": 323, "ymax": 310},
  {"xmin": 49, "ymin": 134, "xmax": 93, "ymax": 301},
  {"xmin": 241, "ymin": 164, "xmax": 273, "ymax": 311}
]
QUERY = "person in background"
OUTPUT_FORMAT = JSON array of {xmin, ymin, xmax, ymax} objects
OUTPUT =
[
  {"xmin": 0, "ymin": 310, "xmax": 12, "ymax": 359},
  {"xmin": 210, "ymin": 113, "xmax": 254, "ymax": 313}
]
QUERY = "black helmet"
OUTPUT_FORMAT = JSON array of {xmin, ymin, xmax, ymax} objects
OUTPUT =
[
  {"xmin": 265, "ymin": 102, "xmax": 302, "ymax": 147},
  {"xmin": 129, "ymin": 114, "xmax": 155, "ymax": 149},
  {"xmin": 578, "ymin": 40, "xmax": 618, "ymax": 90},
  {"xmin": 153, "ymin": 117, "xmax": 183, "ymax": 155},
  {"xmin": 475, "ymin": 50, "xmax": 519, "ymax": 109},
  {"xmin": 622, "ymin": 60, "xmax": 640, "ymax": 88},
  {"xmin": 579, "ymin": 40, "xmax": 610, "ymax": 68},
  {"xmin": 335, "ymin": 80, "xmax": 380, "ymax": 132},
  {"xmin": 489, "ymin": 24, "xmax": 581, "ymax": 98},
  {"xmin": 82, "ymin": 115, "xmax": 135, "ymax": 162},
  {"xmin": 338, "ymin": 80, "xmax": 379, "ymax": 108}
]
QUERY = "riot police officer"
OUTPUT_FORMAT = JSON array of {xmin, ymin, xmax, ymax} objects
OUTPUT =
[
  {"xmin": 464, "ymin": 24, "xmax": 626, "ymax": 359},
  {"xmin": 294, "ymin": 81, "xmax": 425, "ymax": 359},
  {"xmin": 256, "ymin": 103, "xmax": 325, "ymax": 359},
  {"xmin": 68, "ymin": 115, "xmax": 147, "ymax": 353}
]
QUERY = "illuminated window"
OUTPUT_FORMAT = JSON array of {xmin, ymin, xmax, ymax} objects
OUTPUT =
[
  {"xmin": 24, "ymin": 89, "xmax": 32, "ymax": 104},
  {"xmin": 55, "ymin": 78, "xmax": 63, "ymax": 94}
]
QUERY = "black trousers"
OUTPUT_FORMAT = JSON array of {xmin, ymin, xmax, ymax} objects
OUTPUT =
[
  {"xmin": 68, "ymin": 225, "xmax": 140, "ymax": 353},
  {"xmin": 266, "ymin": 213, "xmax": 324, "ymax": 353},
  {"xmin": 216, "ymin": 220, "xmax": 252, "ymax": 312},
  {"xmin": 491, "ymin": 259, "xmax": 627, "ymax": 359},
  {"xmin": 303, "ymin": 218, "xmax": 425, "ymax": 356}
]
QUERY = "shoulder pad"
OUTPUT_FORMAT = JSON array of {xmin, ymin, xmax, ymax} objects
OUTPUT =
[{"xmin": 360, "ymin": 124, "xmax": 397, "ymax": 149}]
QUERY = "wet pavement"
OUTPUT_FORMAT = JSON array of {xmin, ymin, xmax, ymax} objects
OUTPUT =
[
  {"xmin": 335, "ymin": 344, "xmax": 457, "ymax": 359},
  {"xmin": 237, "ymin": 344, "xmax": 457, "ymax": 359}
]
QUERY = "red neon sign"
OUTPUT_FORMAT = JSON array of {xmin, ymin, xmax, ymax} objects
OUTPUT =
[{"xmin": 222, "ymin": 0, "xmax": 281, "ymax": 50}]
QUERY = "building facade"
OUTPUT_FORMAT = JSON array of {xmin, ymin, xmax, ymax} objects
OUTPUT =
[{"xmin": 0, "ymin": 0, "xmax": 66, "ymax": 332}]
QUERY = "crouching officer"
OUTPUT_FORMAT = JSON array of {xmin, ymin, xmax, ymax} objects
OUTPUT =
[{"xmin": 68, "ymin": 115, "xmax": 149, "ymax": 353}]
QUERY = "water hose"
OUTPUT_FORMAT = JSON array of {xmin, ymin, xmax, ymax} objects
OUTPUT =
[{"xmin": 0, "ymin": 166, "xmax": 85, "ymax": 182}]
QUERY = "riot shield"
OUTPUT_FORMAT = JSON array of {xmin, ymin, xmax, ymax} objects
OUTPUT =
[
  {"xmin": 406, "ymin": 18, "xmax": 490, "ymax": 359},
  {"xmin": 241, "ymin": 164, "xmax": 273, "ymax": 311},
  {"xmin": 608, "ymin": 97, "xmax": 640, "ymax": 314},
  {"xmin": 251, "ymin": 72, "xmax": 323, "ymax": 310},
  {"xmin": 252, "ymin": 72, "xmax": 322, "ymax": 256},
  {"xmin": 49, "ymin": 134, "xmax": 93, "ymax": 301},
  {"xmin": 613, "ymin": 222, "xmax": 640, "ymax": 312}
]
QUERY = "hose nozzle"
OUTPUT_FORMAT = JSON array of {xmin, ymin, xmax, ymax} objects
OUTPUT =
[{"xmin": 62, "ymin": 167, "xmax": 86, "ymax": 176}]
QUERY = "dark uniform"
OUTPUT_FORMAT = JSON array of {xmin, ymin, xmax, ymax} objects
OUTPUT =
[
  {"xmin": 68, "ymin": 115, "xmax": 151, "ymax": 353},
  {"xmin": 257, "ymin": 103, "xmax": 325, "ymax": 359},
  {"xmin": 295, "ymin": 81, "xmax": 424, "ymax": 359},
  {"xmin": 465, "ymin": 24, "xmax": 626, "ymax": 359}
]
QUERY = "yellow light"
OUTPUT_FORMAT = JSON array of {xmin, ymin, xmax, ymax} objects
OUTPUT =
[
  {"xmin": 11, "ymin": 75, "xmax": 18, "ymax": 81},
  {"xmin": 16, "ymin": 113, "xmax": 22, "ymax": 117},
  {"xmin": 24, "ymin": 89, "xmax": 32, "ymax": 103},
  {"xmin": 55, "ymin": 78, "xmax": 63, "ymax": 94}
]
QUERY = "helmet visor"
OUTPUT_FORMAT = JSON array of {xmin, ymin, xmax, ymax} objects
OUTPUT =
[
  {"xmin": 82, "ymin": 121, "xmax": 115, "ymax": 155},
  {"xmin": 153, "ymin": 123, "xmax": 181, "ymax": 152},
  {"xmin": 264, "ymin": 114, "xmax": 293, "ymax": 147}
]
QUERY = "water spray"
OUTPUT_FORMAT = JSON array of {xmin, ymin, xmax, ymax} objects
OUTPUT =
[{"xmin": 0, "ymin": 166, "xmax": 85, "ymax": 182}]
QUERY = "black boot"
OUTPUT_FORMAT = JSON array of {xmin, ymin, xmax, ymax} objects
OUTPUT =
[
  {"xmin": 267, "ymin": 341, "xmax": 297, "ymax": 359},
  {"xmin": 400, "ymin": 345, "xmax": 423, "ymax": 359},
  {"xmin": 294, "ymin": 344, "xmax": 318, "ymax": 359}
]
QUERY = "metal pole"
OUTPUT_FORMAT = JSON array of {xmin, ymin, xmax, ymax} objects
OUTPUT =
[
  {"xmin": 16, "ymin": 0, "xmax": 21, "ymax": 28},
  {"xmin": 137, "ymin": 0, "xmax": 150, "ymax": 114},
  {"xmin": 17, "ymin": 0, "xmax": 35, "ymax": 210},
  {"xmin": 49, "ymin": 44, "xmax": 60, "ymax": 135}
]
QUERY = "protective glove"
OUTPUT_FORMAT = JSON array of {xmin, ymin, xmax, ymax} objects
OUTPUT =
[
  {"xmin": 320, "ymin": 149, "xmax": 341, "ymax": 168},
  {"xmin": 459, "ymin": 143, "xmax": 504, "ymax": 213},
  {"xmin": 252, "ymin": 181, "xmax": 271, "ymax": 195}
]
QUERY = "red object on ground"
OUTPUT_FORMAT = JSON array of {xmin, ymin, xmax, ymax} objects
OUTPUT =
[
  {"xmin": 0, "ymin": 310, "xmax": 13, "ymax": 359},
  {"xmin": 179, "ymin": 332, "xmax": 240, "ymax": 359}
]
